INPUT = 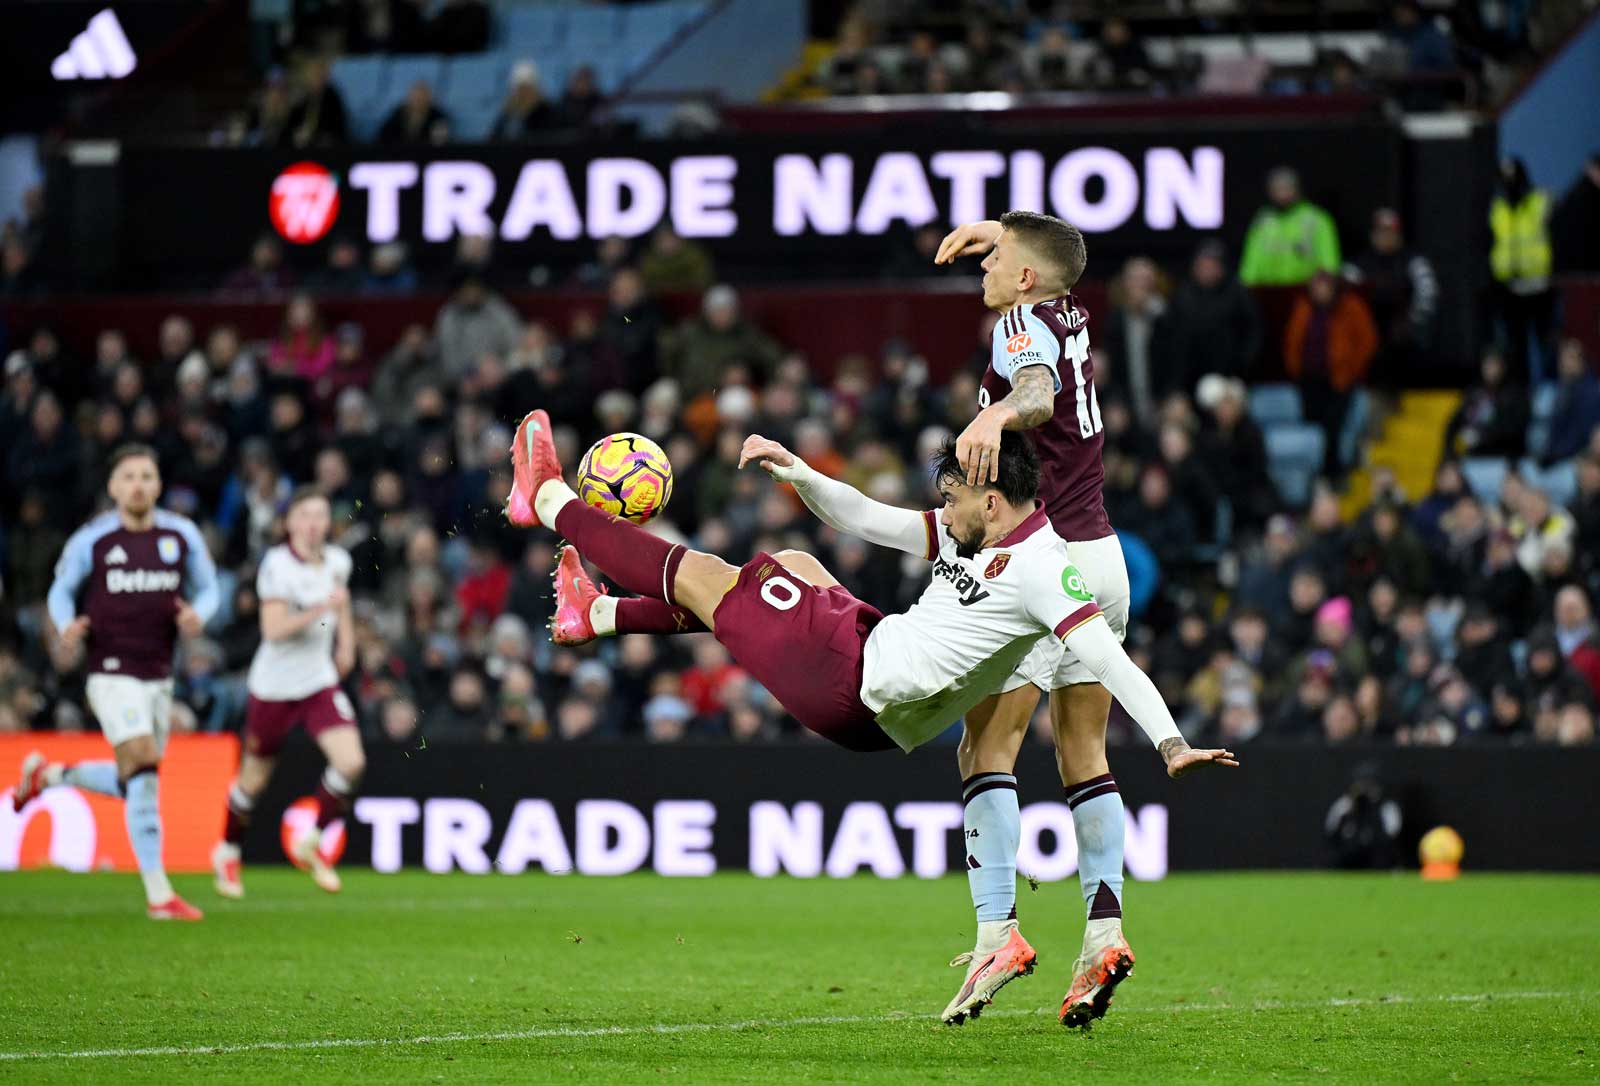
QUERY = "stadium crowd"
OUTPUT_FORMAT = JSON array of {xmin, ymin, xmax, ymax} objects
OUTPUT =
[
  {"xmin": 1, "ymin": 220, "xmax": 1598, "ymax": 752},
  {"xmin": 815, "ymin": 1, "xmax": 1545, "ymax": 109}
]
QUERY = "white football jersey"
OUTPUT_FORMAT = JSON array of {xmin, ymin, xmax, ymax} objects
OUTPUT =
[
  {"xmin": 860, "ymin": 506, "xmax": 1102, "ymax": 751},
  {"xmin": 247, "ymin": 543, "xmax": 352, "ymax": 701}
]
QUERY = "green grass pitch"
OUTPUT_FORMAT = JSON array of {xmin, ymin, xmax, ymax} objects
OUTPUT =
[{"xmin": 2, "ymin": 869, "xmax": 1595, "ymax": 1083}]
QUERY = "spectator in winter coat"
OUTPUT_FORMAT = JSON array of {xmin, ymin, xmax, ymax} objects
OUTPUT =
[
  {"xmin": 266, "ymin": 294, "xmax": 336, "ymax": 383},
  {"xmin": 1196, "ymin": 375, "xmax": 1277, "ymax": 532},
  {"xmin": 1541, "ymin": 339, "xmax": 1600, "ymax": 466},
  {"xmin": 1443, "ymin": 349, "xmax": 1528, "ymax": 459},
  {"xmin": 639, "ymin": 226, "xmax": 716, "ymax": 295},
  {"xmin": 378, "ymin": 81, "xmax": 451, "ymax": 144},
  {"xmin": 287, "ymin": 57, "xmax": 348, "ymax": 147},
  {"xmin": 434, "ymin": 273, "xmax": 522, "ymax": 380},
  {"xmin": 7, "ymin": 392, "xmax": 80, "ymax": 529},
  {"xmin": 1284, "ymin": 271, "xmax": 1378, "ymax": 475},
  {"xmin": 1165, "ymin": 240, "xmax": 1262, "ymax": 391},
  {"xmin": 491, "ymin": 62, "xmax": 556, "ymax": 142},
  {"xmin": 1343, "ymin": 208, "xmax": 1438, "ymax": 371},
  {"xmin": 1098, "ymin": 257, "xmax": 1172, "ymax": 427},
  {"xmin": 1239, "ymin": 167, "xmax": 1341, "ymax": 286},
  {"xmin": 1553, "ymin": 585, "xmax": 1600, "ymax": 705},
  {"xmin": 660, "ymin": 284, "xmax": 783, "ymax": 400}
]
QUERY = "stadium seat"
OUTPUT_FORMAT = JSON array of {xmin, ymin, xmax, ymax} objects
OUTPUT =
[
  {"xmin": 1263, "ymin": 423, "xmax": 1325, "ymax": 506},
  {"xmin": 1249, "ymin": 384, "xmax": 1303, "ymax": 427},
  {"xmin": 330, "ymin": 56, "xmax": 389, "ymax": 141},
  {"xmin": 441, "ymin": 54, "xmax": 509, "ymax": 141},
  {"xmin": 623, "ymin": 1, "xmax": 702, "ymax": 44},
  {"xmin": 565, "ymin": 6, "xmax": 624, "ymax": 49},
  {"xmin": 1339, "ymin": 388, "xmax": 1370, "ymax": 473},
  {"xmin": 1517, "ymin": 457, "xmax": 1578, "ymax": 508},
  {"xmin": 592, "ymin": 53, "xmax": 635, "ymax": 93},
  {"xmin": 501, "ymin": 6, "xmax": 567, "ymax": 51},
  {"xmin": 1461, "ymin": 457, "xmax": 1509, "ymax": 504},
  {"xmin": 1526, "ymin": 383, "xmax": 1559, "ymax": 460}
]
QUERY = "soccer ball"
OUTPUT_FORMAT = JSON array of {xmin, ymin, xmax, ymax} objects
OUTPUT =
[
  {"xmin": 1418, "ymin": 825, "xmax": 1463, "ymax": 866},
  {"xmin": 1418, "ymin": 825, "xmax": 1463, "ymax": 880},
  {"xmin": 576, "ymin": 432, "xmax": 674, "ymax": 523}
]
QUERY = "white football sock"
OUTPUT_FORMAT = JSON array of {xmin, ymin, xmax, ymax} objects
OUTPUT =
[
  {"xmin": 975, "ymin": 918, "xmax": 1019, "ymax": 954},
  {"xmin": 590, "ymin": 595, "xmax": 618, "ymax": 636},
  {"xmin": 534, "ymin": 479, "xmax": 577, "ymax": 528}
]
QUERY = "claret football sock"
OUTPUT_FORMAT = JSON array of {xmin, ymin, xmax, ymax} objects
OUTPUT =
[
  {"xmin": 63, "ymin": 760, "xmax": 120, "ymax": 797},
  {"xmin": 122, "ymin": 767, "xmax": 174, "ymax": 906},
  {"xmin": 613, "ymin": 598, "xmax": 707, "ymax": 635},
  {"xmin": 552, "ymin": 499, "xmax": 688, "ymax": 603},
  {"xmin": 223, "ymin": 783, "xmax": 253, "ymax": 845},
  {"xmin": 1064, "ymin": 773, "xmax": 1125, "ymax": 920},
  {"xmin": 963, "ymin": 772, "xmax": 1021, "ymax": 925},
  {"xmin": 315, "ymin": 767, "xmax": 356, "ymax": 829}
]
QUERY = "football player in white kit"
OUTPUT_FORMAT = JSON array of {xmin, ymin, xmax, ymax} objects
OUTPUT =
[
  {"xmin": 509, "ymin": 408, "xmax": 1236, "ymax": 1024},
  {"xmin": 212, "ymin": 487, "xmax": 359, "ymax": 897}
]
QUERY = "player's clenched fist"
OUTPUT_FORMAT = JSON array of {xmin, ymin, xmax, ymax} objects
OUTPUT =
[
  {"xmin": 174, "ymin": 600, "xmax": 204, "ymax": 638},
  {"xmin": 738, "ymin": 434, "xmax": 797, "ymax": 474},
  {"xmin": 934, "ymin": 219, "xmax": 1003, "ymax": 265},
  {"xmin": 58, "ymin": 615, "xmax": 91, "ymax": 651}
]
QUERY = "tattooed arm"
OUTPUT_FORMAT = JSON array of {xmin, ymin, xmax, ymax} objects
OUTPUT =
[
  {"xmin": 994, "ymin": 364, "xmax": 1057, "ymax": 429},
  {"xmin": 955, "ymin": 364, "xmax": 1056, "ymax": 485}
]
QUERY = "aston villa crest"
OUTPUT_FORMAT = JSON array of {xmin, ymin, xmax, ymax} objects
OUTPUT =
[{"xmin": 157, "ymin": 536, "xmax": 181, "ymax": 564}]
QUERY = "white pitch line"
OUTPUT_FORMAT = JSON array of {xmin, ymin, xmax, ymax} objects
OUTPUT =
[
  {"xmin": 0, "ymin": 897, "xmax": 520, "ymax": 918},
  {"xmin": 0, "ymin": 990, "xmax": 1590, "ymax": 1063}
]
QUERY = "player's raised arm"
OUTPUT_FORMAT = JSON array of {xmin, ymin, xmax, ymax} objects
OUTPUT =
[
  {"xmin": 740, "ymin": 434, "xmax": 936, "ymax": 560},
  {"xmin": 934, "ymin": 219, "xmax": 1003, "ymax": 264},
  {"xmin": 1024, "ymin": 558, "xmax": 1238, "ymax": 778}
]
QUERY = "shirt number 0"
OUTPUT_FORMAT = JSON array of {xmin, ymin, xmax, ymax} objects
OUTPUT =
[
  {"xmin": 1063, "ymin": 330, "xmax": 1103, "ymax": 439},
  {"xmin": 760, "ymin": 576, "xmax": 801, "ymax": 611}
]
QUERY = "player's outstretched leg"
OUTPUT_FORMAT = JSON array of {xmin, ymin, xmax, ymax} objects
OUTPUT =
[
  {"xmin": 506, "ymin": 410, "xmax": 695, "ymax": 602},
  {"xmin": 13, "ymin": 754, "xmax": 124, "ymax": 811},
  {"xmin": 551, "ymin": 545, "xmax": 705, "ymax": 645},
  {"xmin": 13, "ymin": 751, "xmax": 198, "ymax": 919},
  {"xmin": 553, "ymin": 546, "xmax": 835, "ymax": 646}
]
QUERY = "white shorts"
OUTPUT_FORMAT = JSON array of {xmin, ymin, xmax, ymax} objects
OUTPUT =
[
  {"xmin": 1003, "ymin": 533, "xmax": 1131, "ymax": 692},
  {"xmin": 85, "ymin": 673, "xmax": 175, "ymax": 753}
]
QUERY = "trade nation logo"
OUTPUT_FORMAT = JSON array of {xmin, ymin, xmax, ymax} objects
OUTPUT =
[{"xmin": 269, "ymin": 161, "xmax": 341, "ymax": 244}]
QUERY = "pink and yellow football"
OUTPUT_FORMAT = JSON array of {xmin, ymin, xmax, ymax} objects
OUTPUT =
[{"xmin": 575, "ymin": 432, "xmax": 674, "ymax": 523}]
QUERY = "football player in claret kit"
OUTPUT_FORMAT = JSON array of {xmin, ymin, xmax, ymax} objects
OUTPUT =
[
  {"xmin": 507, "ymin": 409, "xmax": 1236, "ymax": 1022},
  {"xmin": 12, "ymin": 444, "xmax": 220, "ymax": 921},
  {"xmin": 212, "ymin": 487, "xmax": 359, "ymax": 897},
  {"xmin": 935, "ymin": 211, "xmax": 1148, "ymax": 1026}
]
